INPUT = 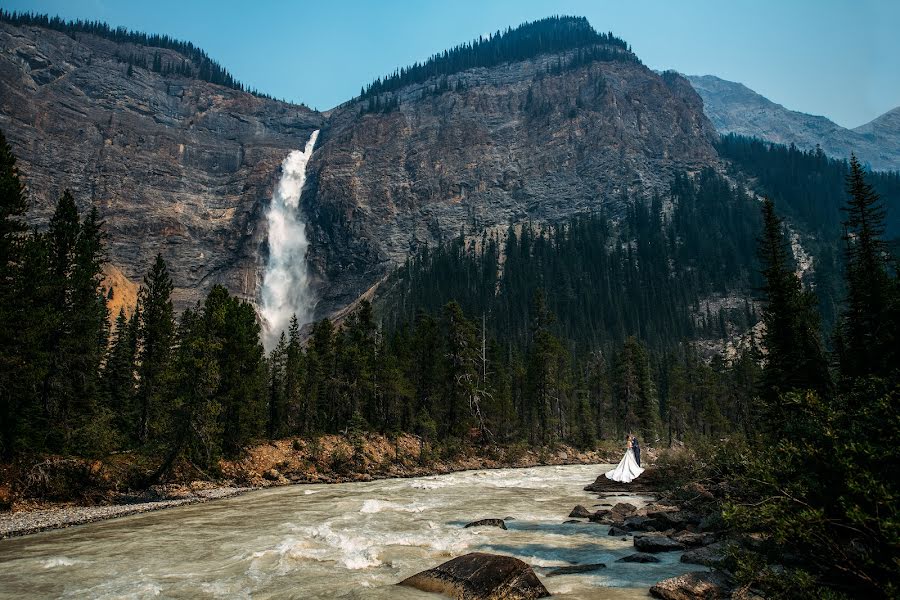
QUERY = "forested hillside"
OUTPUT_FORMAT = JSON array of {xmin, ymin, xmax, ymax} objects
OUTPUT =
[
  {"xmin": 0, "ymin": 9, "xmax": 274, "ymax": 96},
  {"xmin": 718, "ymin": 134, "xmax": 900, "ymax": 329},
  {"xmin": 359, "ymin": 16, "xmax": 635, "ymax": 99},
  {"xmin": 375, "ymin": 168, "xmax": 761, "ymax": 353}
]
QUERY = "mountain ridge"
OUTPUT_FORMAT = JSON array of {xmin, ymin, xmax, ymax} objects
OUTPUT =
[
  {"xmin": 687, "ymin": 74, "xmax": 900, "ymax": 172},
  {"xmin": 0, "ymin": 16, "xmax": 719, "ymax": 320}
]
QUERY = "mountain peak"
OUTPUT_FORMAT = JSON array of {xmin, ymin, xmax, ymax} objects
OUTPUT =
[
  {"xmin": 854, "ymin": 105, "xmax": 900, "ymax": 136},
  {"xmin": 360, "ymin": 16, "xmax": 636, "ymax": 99},
  {"xmin": 687, "ymin": 74, "xmax": 900, "ymax": 171}
]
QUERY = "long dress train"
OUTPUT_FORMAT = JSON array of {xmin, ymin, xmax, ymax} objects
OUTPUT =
[{"xmin": 604, "ymin": 448, "xmax": 645, "ymax": 483}]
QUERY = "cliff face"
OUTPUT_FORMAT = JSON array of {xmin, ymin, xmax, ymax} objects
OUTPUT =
[
  {"xmin": 305, "ymin": 58, "xmax": 719, "ymax": 314},
  {"xmin": 0, "ymin": 23, "xmax": 323, "ymax": 307},
  {"xmin": 1, "ymin": 22, "xmax": 720, "ymax": 320}
]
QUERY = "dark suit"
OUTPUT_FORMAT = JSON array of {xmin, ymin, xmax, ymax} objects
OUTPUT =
[{"xmin": 633, "ymin": 439, "xmax": 641, "ymax": 466}]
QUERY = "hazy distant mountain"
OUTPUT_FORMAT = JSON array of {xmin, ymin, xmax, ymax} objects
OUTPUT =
[{"xmin": 687, "ymin": 74, "xmax": 900, "ymax": 172}]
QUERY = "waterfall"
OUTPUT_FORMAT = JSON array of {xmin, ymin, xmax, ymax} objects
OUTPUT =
[{"xmin": 260, "ymin": 129, "xmax": 320, "ymax": 350}]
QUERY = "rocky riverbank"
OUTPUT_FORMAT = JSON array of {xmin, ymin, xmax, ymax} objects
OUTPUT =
[
  {"xmin": 569, "ymin": 467, "xmax": 765, "ymax": 600},
  {"xmin": 0, "ymin": 433, "xmax": 620, "ymax": 539}
]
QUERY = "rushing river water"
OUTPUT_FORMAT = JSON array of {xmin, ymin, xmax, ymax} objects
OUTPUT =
[{"xmin": 0, "ymin": 464, "xmax": 702, "ymax": 599}]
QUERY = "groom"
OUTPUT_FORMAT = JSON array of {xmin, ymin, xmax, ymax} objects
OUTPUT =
[{"xmin": 632, "ymin": 435, "xmax": 641, "ymax": 467}]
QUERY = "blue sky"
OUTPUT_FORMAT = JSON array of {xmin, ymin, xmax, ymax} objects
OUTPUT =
[{"xmin": 5, "ymin": 0, "xmax": 898, "ymax": 128}]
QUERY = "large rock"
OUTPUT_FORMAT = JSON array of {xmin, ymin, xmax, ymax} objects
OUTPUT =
[
  {"xmin": 680, "ymin": 541, "xmax": 729, "ymax": 567},
  {"xmin": 568, "ymin": 505, "xmax": 592, "ymax": 518},
  {"xmin": 617, "ymin": 552, "xmax": 660, "ymax": 563},
  {"xmin": 671, "ymin": 530, "xmax": 716, "ymax": 548},
  {"xmin": 464, "ymin": 519, "xmax": 507, "ymax": 530},
  {"xmin": 546, "ymin": 563, "xmax": 606, "ymax": 576},
  {"xmin": 398, "ymin": 552, "xmax": 550, "ymax": 600},
  {"xmin": 650, "ymin": 571, "xmax": 729, "ymax": 600},
  {"xmin": 633, "ymin": 534, "xmax": 686, "ymax": 553}
]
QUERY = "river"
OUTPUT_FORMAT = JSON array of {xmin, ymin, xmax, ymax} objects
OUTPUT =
[{"xmin": 0, "ymin": 464, "xmax": 702, "ymax": 599}]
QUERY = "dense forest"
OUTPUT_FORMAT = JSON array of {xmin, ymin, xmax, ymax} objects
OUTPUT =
[
  {"xmin": 359, "ymin": 16, "xmax": 636, "ymax": 100},
  {"xmin": 0, "ymin": 10, "xmax": 276, "ymax": 98},
  {"xmin": 376, "ymin": 168, "xmax": 762, "ymax": 354},
  {"xmin": 0, "ymin": 127, "xmax": 756, "ymax": 467}
]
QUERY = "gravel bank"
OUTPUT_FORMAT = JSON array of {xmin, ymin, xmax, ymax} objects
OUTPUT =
[{"xmin": 0, "ymin": 487, "xmax": 251, "ymax": 540}]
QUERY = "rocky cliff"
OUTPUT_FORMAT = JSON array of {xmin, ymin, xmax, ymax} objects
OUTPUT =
[
  {"xmin": 305, "ymin": 59, "xmax": 718, "ymax": 315},
  {"xmin": 687, "ymin": 74, "xmax": 900, "ymax": 172},
  {"xmin": 0, "ymin": 22, "xmax": 323, "ymax": 308},
  {"xmin": 1, "ymin": 19, "xmax": 720, "ymax": 320}
]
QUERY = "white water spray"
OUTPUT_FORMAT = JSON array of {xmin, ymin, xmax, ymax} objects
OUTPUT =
[{"xmin": 260, "ymin": 130, "xmax": 320, "ymax": 350}]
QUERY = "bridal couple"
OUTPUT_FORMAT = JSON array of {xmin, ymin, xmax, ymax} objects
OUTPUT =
[{"xmin": 604, "ymin": 434, "xmax": 644, "ymax": 483}]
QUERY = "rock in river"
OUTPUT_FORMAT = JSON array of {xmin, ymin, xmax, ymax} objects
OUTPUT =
[
  {"xmin": 633, "ymin": 534, "xmax": 686, "ymax": 553},
  {"xmin": 399, "ymin": 552, "xmax": 550, "ymax": 600},
  {"xmin": 546, "ymin": 563, "xmax": 606, "ymax": 576},
  {"xmin": 650, "ymin": 571, "xmax": 730, "ymax": 599},
  {"xmin": 464, "ymin": 519, "xmax": 508, "ymax": 530},
  {"xmin": 617, "ymin": 553, "xmax": 661, "ymax": 563},
  {"xmin": 568, "ymin": 505, "xmax": 593, "ymax": 518}
]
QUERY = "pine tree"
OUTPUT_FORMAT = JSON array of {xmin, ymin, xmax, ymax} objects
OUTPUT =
[
  {"xmin": 268, "ymin": 332, "xmax": 287, "ymax": 438},
  {"xmin": 525, "ymin": 290, "xmax": 568, "ymax": 445},
  {"xmin": 103, "ymin": 308, "xmax": 139, "ymax": 441},
  {"xmin": 0, "ymin": 129, "xmax": 29, "ymax": 457},
  {"xmin": 837, "ymin": 155, "xmax": 898, "ymax": 379},
  {"xmin": 136, "ymin": 253, "xmax": 176, "ymax": 443},
  {"xmin": 283, "ymin": 315, "xmax": 303, "ymax": 433},
  {"xmin": 757, "ymin": 199, "xmax": 830, "ymax": 428},
  {"xmin": 441, "ymin": 301, "xmax": 478, "ymax": 438}
]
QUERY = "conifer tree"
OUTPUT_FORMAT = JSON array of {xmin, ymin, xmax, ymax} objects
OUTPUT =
[
  {"xmin": 103, "ymin": 308, "xmax": 139, "ymax": 441},
  {"xmin": 757, "ymin": 199, "xmax": 830, "ymax": 427},
  {"xmin": 836, "ymin": 155, "xmax": 898, "ymax": 380},
  {"xmin": 0, "ymin": 129, "xmax": 29, "ymax": 457},
  {"xmin": 283, "ymin": 315, "xmax": 303, "ymax": 432},
  {"xmin": 441, "ymin": 301, "xmax": 478, "ymax": 438},
  {"xmin": 136, "ymin": 253, "xmax": 176, "ymax": 443},
  {"xmin": 267, "ymin": 332, "xmax": 287, "ymax": 438}
]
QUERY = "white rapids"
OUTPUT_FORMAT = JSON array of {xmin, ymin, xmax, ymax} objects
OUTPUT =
[
  {"xmin": 260, "ymin": 129, "xmax": 319, "ymax": 350},
  {"xmin": 0, "ymin": 464, "xmax": 704, "ymax": 599}
]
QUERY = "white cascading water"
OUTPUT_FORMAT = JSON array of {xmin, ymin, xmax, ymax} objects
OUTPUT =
[{"xmin": 260, "ymin": 129, "xmax": 320, "ymax": 350}]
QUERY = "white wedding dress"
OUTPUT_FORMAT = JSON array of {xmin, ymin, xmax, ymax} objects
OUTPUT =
[{"xmin": 604, "ymin": 447, "xmax": 644, "ymax": 483}]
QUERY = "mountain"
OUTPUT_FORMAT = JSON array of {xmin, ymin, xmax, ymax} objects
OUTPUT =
[
  {"xmin": 301, "ymin": 21, "xmax": 719, "ymax": 315},
  {"xmin": 0, "ymin": 15, "xmax": 719, "ymax": 319},
  {"xmin": 687, "ymin": 74, "xmax": 900, "ymax": 172},
  {"xmin": 0, "ymin": 18, "xmax": 323, "ymax": 308},
  {"xmin": 853, "ymin": 106, "xmax": 900, "ymax": 163}
]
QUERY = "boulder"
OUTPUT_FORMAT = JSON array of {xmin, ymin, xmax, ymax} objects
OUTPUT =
[
  {"xmin": 617, "ymin": 553, "xmax": 661, "ymax": 563},
  {"xmin": 671, "ymin": 531, "xmax": 716, "ymax": 548},
  {"xmin": 680, "ymin": 541, "xmax": 729, "ymax": 567},
  {"xmin": 610, "ymin": 502, "xmax": 638, "ymax": 519},
  {"xmin": 650, "ymin": 571, "xmax": 729, "ymax": 600},
  {"xmin": 633, "ymin": 534, "xmax": 685, "ymax": 553},
  {"xmin": 608, "ymin": 525, "xmax": 629, "ymax": 536},
  {"xmin": 588, "ymin": 509, "xmax": 611, "ymax": 523},
  {"xmin": 563, "ymin": 520, "xmax": 582, "ymax": 524},
  {"xmin": 399, "ymin": 552, "xmax": 550, "ymax": 599},
  {"xmin": 263, "ymin": 468, "xmax": 281, "ymax": 481},
  {"xmin": 568, "ymin": 505, "xmax": 593, "ymax": 518},
  {"xmin": 624, "ymin": 515, "xmax": 656, "ymax": 531},
  {"xmin": 464, "ymin": 519, "xmax": 508, "ymax": 530},
  {"xmin": 546, "ymin": 563, "xmax": 606, "ymax": 576}
]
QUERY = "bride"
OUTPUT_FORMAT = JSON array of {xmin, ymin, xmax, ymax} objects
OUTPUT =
[{"xmin": 605, "ymin": 435, "xmax": 644, "ymax": 483}]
